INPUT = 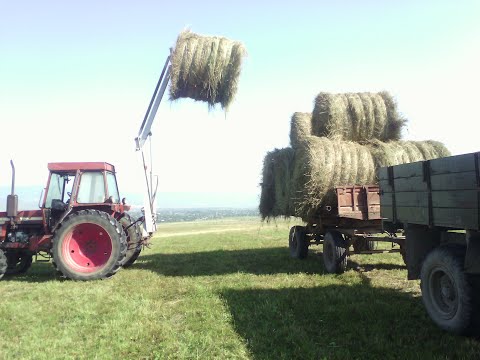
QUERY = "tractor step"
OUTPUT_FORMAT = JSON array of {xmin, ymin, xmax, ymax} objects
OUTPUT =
[{"xmin": 35, "ymin": 252, "xmax": 52, "ymax": 263}]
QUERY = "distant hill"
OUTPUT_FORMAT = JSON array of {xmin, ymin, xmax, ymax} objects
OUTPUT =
[{"xmin": 0, "ymin": 186, "xmax": 259, "ymax": 211}]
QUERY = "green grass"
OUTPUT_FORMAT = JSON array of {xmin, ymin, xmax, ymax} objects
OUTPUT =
[{"xmin": 1, "ymin": 217, "xmax": 480, "ymax": 359}]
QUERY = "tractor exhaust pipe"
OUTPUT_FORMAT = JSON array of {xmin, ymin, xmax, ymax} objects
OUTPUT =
[
  {"xmin": 7, "ymin": 160, "xmax": 18, "ymax": 218},
  {"xmin": 10, "ymin": 160, "xmax": 15, "ymax": 195}
]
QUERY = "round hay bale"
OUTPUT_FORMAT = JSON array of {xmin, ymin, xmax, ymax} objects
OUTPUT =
[
  {"xmin": 311, "ymin": 91, "xmax": 407, "ymax": 142},
  {"xmin": 260, "ymin": 137, "xmax": 450, "ymax": 221},
  {"xmin": 169, "ymin": 30, "xmax": 247, "ymax": 109},
  {"xmin": 259, "ymin": 151, "xmax": 276, "ymax": 219},
  {"xmin": 259, "ymin": 148, "xmax": 295, "ymax": 219},
  {"xmin": 291, "ymin": 136, "xmax": 377, "ymax": 220},
  {"xmin": 290, "ymin": 112, "xmax": 313, "ymax": 148}
]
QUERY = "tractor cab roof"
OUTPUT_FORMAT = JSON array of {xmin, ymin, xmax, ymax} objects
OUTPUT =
[{"xmin": 48, "ymin": 162, "xmax": 116, "ymax": 175}]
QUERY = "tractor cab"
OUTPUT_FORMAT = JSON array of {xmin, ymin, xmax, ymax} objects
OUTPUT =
[{"xmin": 42, "ymin": 162, "xmax": 129, "ymax": 228}]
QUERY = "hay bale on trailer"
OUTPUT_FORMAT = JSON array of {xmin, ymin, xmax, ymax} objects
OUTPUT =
[
  {"xmin": 169, "ymin": 30, "xmax": 247, "ymax": 109},
  {"xmin": 259, "ymin": 148, "xmax": 295, "ymax": 219},
  {"xmin": 259, "ymin": 137, "xmax": 450, "ymax": 221},
  {"xmin": 290, "ymin": 112, "xmax": 313, "ymax": 148},
  {"xmin": 311, "ymin": 91, "xmax": 407, "ymax": 142},
  {"xmin": 367, "ymin": 140, "xmax": 451, "ymax": 168},
  {"xmin": 290, "ymin": 137, "xmax": 377, "ymax": 220}
]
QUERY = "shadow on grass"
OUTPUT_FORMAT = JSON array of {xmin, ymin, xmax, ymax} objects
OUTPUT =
[
  {"xmin": 133, "ymin": 247, "xmax": 327, "ymax": 276},
  {"xmin": 220, "ymin": 285, "xmax": 480, "ymax": 360},
  {"xmin": 347, "ymin": 260, "xmax": 406, "ymax": 272},
  {"xmin": 134, "ymin": 247, "xmax": 406, "ymax": 278},
  {"xmin": 3, "ymin": 262, "xmax": 65, "ymax": 283}
]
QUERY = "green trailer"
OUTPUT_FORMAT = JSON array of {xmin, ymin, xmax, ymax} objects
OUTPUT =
[{"xmin": 380, "ymin": 152, "xmax": 480, "ymax": 334}]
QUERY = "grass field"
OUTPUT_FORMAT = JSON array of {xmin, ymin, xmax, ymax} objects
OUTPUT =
[{"xmin": 1, "ymin": 217, "xmax": 480, "ymax": 359}]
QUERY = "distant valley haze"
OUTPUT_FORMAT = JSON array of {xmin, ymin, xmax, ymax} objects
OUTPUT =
[{"xmin": 0, "ymin": 185, "xmax": 259, "ymax": 212}]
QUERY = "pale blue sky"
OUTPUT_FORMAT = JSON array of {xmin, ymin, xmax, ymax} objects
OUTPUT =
[{"xmin": 1, "ymin": 1, "xmax": 479, "ymax": 207}]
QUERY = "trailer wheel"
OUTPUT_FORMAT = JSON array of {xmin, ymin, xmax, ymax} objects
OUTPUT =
[
  {"xmin": 289, "ymin": 226, "xmax": 308, "ymax": 259},
  {"xmin": 0, "ymin": 250, "xmax": 7, "ymax": 280},
  {"xmin": 52, "ymin": 210, "xmax": 127, "ymax": 281},
  {"xmin": 6, "ymin": 251, "xmax": 33, "ymax": 275},
  {"xmin": 353, "ymin": 238, "xmax": 377, "ymax": 252},
  {"xmin": 323, "ymin": 231, "xmax": 348, "ymax": 274},
  {"xmin": 420, "ymin": 245, "xmax": 473, "ymax": 334},
  {"xmin": 119, "ymin": 214, "xmax": 142, "ymax": 268}
]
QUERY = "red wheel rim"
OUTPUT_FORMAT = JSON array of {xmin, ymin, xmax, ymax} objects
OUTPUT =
[{"xmin": 62, "ymin": 223, "xmax": 113, "ymax": 273}]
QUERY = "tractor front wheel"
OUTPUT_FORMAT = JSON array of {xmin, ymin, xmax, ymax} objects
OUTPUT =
[
  {"xmin": 119, "ymin": 214, "xmax": 142, "ymax": 268},
  {"xmin": 0, "ymin": 250, "xmax": 7, "ymax": 280},
  {"xmin": 52, "ymin": 210, "xmax": 127, "ymax": 281},
  {"xmin": 6, "ymin": 250, "xmax": 33, "ymax": 275}
]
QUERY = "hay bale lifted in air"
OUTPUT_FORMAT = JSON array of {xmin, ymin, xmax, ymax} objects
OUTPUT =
[
  {"xmin": 259, "ymin": 137, "xmax": 450, "ymax": 221},
  {"xmin": 311, "ymin": 91, "xmax": 407, "ymax": 142},
  {"xmin": 290, "ymin": 112, "xmax": 312, "ymax": 148},
  {"xmin": 169, "ymin": 30, "xmax": 247, "ymax": 109}
]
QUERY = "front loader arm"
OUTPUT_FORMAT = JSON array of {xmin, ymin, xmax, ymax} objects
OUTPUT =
[{"xmin": 135, "ymin": 53, "xmax": 171, "ymax": 235}]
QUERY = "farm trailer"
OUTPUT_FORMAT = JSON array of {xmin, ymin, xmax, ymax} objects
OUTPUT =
[
  {"xmin": 288, "ymin": 185, "xmax": 405, "ymax": 274},
  {"xmin": 380, "ymin": 152, "xmax": 480, "ymax": 334},
  {"xmin": 288, "ymin": 152, "xmax": 480, "ymax": 334}
]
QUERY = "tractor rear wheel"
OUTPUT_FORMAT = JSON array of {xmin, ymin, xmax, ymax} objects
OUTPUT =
[
  {"xmin": 119, "ymin": 214, "xmax": 142, "ymax": 268},
  {"xmin": 6, "ymin": 250, "xmax": 33, "ymax": 275},
  {"xmin": 52, "ymin": 210, "xmax": 127, "ymax": 281},
  {"xmin": 0, "ymin": 250, "xmax": 7, "ymax": 280}
]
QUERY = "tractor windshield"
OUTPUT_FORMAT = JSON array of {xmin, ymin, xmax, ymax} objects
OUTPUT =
[{"xmin": 77, "ymin": 172, "xmax": 106, "ymax": 203}]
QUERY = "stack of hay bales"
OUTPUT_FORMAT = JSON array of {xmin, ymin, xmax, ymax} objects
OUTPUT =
[
  {"xmin": 260, "ymin": 92, "xmax": 450, "ymax": 221},
  {"xmin": 169, "ymin": 30, "xmax": 247, "ymax": 110}
]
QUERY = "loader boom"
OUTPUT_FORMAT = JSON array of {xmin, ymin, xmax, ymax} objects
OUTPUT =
[{"xmin": 135, "ymin": 53, "xmax": 172, "ymax": 235}]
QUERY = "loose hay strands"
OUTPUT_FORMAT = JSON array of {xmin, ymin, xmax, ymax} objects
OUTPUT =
[
  {"xmin": 311, "ymin": 91, "xmax": 406, "ymax": 142},
  {"xmin": 169, "ymin": 30, "xmax": 247, "ymax": 110},
  {"xmin": 290, "ymin": 112, "xmax": 313, "ymax": 148},
  {"xmin": 259, "ymin": 137, "xmax": 450, "ymax": 221}
]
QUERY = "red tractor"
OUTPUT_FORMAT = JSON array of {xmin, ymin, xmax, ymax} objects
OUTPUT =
[
  {"xmin": 0, "ymin": 161, "xmax": 144, "ymax": 281},
  {"xmin": 1, "ymin": 53, "xmax": 174, "ymax": 281}
]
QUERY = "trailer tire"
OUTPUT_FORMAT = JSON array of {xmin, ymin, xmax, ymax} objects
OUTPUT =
[
  {"xmin": 420, "ymin": 245, "xmax": 473, "ymax": 334},
  {"xmin": 0, "ymin": 250, "xmax": 7, "ymax": 280},
  {"xmin": 353, "ymin": 238, "xmax": 377, "ymax": 252},
  {"xmin": 323, "ymin": 231, "xmax": 348, "ymax": 274},
  {"xmin": 289, "ymin": 226, "xmax": 308, "ymax": 259},
  {"xmin": 52, "ymin": 210, "xmax": 127, "ymax": 281},
  {"xmin": 119, "ymin": 214, "xmax": 142, "ymax": 268},
  {"xmin": 6, "ymin": 250, "xmax": 33, "ymax": 275}
]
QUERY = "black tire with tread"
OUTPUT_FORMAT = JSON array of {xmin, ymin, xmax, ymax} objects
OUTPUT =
[
  {"xmin": 323, "ymin": 231, "xmax": 348, "ymax": 274},
  {"xmin": 52, "ymin": 209, "xmax": 127, "ymax": 281},
  {"xmin": 353, "ymin": 238, "xmax": 377, "ymax": 252},
  {"xmin": 0, "ymin": 250, "xmax": 7, "ymax": 280},
  {"xmin": 420, "ymin": 245, "xmax": 473, "ymax": 334},
  {"xmin": 289, "ymin": 226, "xmax": 308, "ymax": 259},
  {"xmin": 119, "ymin": 214, "xmax": 142, "ymax": 268},
  {"xmin": 6, "ymin": 250, "xmax": 33, "ymax": 275}
]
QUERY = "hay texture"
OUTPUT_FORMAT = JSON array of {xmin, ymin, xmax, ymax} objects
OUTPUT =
[
  {"xmin": 259, "ymin": 148, "xmax": 295, "ymax": 218},
  {"xmin": 290, "ymin": 112, "xmax": 312, "ymax": 148},
  {"xmin": 259, "ymin": 137, "xmax": 450, "ymax": 221},
  {"xmin": 169, "ymin": 30, "xmax": 247, "ymax": 109},
  {"xmin": 311, "ymin": 92, "xmax": 407, "ymax": 142}
]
